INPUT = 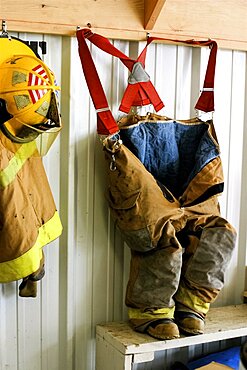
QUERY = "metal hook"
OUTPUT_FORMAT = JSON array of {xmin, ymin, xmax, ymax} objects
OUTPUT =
[
  {"xmin": 2, "ymin": 20, "xmax": 7, "ymax": 34},
  {"xmin": 3, "ymin": 20, "xmax": 6, "ymax": 33},
  {"xmin": 110, "ymin": 154, "xmax": 117, "ymax": 171},
  {"xmin": 1, "ymin": 20, "xmax": 11, "ymax": 39}
]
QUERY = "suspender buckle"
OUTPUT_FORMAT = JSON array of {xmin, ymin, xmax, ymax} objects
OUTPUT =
[
  {"xmin": 96, "ymin": 107, "xmax": 110, "ymax": 113},
  {"xmin": 202, "ymin": 88, "xmax": 214, "ymax": 92}
]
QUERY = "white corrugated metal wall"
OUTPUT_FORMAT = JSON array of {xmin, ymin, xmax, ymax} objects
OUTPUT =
[{"xmin": 0, "ymin": 32, "xmax": 247, "ymax": 370}]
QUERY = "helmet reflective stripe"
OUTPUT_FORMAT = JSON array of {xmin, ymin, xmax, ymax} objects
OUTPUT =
[
  {"xmin": 28, "ymin": 63, "xmax": 49, "ymax": 103},
  {"xmin": 32, "ymin": 64, "xmax": 48, "ymax": 79},
  {"xmin": 28, "ymin": 73, "xmax": 48, "ymax": 103}
]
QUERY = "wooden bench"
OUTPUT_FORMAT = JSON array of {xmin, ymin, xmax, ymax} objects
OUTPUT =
[{"xmin": 96, "ymin": 305, "xmax": 247, "ymax": 370}]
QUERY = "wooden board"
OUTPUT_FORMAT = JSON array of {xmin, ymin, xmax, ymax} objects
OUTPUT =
[
  {"xmin": 153, "ymin": 0, "xmax": 247, "ymax": 51},
  {"xmin": 96, "ymin": 305, "xmax": 247, "ymax": 355},
  {"xmin": 144, "ymin": 0, "xmax": 166, "ymax": 30},
  {"xmin": 0, "ymin": 0, "xmax": 247, "ymax": 50}
]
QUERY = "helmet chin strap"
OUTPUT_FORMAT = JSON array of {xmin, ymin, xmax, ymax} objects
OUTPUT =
[
  {"xmin": 1, "ymin": 123, "xmax": 39, "ymax": 143},
  {"xmin": 0, "ymin": 99, "xmax": 39, "ymax": 143},
  {"xmin": 0, "ymin": 99, "xmax": 22, "ymax": 142}
]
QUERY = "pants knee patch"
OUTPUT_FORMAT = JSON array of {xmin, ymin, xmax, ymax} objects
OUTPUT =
[{"xmin": 184, "ymin": 227, "xmax": 236, "ymax": 290}]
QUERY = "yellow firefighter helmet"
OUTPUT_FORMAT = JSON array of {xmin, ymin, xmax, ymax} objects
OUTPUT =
[{"xmin": 0, "ymin": 36, "xmax": 62, "ymax": 155}]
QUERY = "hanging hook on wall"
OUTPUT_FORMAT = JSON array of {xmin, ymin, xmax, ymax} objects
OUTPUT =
[
  {"xmin": 2, "ymin": 20, "xmax": 7, "ymax": 34},
  {"xmin": 1, "ymin": 20, "xmax": 11, "ymax": 39}
]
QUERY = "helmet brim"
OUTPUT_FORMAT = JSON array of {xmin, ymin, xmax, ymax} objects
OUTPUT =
[{"xmin": 1, "ymin": 92, "xmax": 62, "ymax": 152}]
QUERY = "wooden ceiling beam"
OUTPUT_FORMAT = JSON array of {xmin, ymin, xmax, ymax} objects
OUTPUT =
[{"xmin": 144, "ymin": 0, "xmax": 166, "ymax": 30}]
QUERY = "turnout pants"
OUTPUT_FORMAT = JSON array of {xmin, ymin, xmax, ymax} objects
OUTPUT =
[
  {"xmin": 104, "ymin": 115, "xmax": 236, "ymax": 331},
  {"xmin": 76, "ymin": 28, "xmax": 236, "ymax": 332}
]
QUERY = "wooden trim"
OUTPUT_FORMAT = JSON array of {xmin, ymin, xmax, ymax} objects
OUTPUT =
[
  {"xmin": 3, "ymin": 21, "xmax": 247, "ymax": 51},
  {"xmin": 144, "ymin": 0, "xmax": 166, "ymax": 30},
  {"xmin": 1, "ymin": 0, "xmax": 247, "ymax": 51}
]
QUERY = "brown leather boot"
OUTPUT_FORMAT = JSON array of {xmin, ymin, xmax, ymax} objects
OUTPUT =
[
  {"xmin": 19, "ymin": 278, "xmax": 37, "ymax": 297},
  {"xmin": 19, "ymin": 253, "xmax": 45, "ymax": 298},
  {"xmin": 175, "ymin": 311, "xmax": 205, "ymax": 335},
  {"xmin": 146, "ymin": 319, "xmax": 180, "ymax": 340}
]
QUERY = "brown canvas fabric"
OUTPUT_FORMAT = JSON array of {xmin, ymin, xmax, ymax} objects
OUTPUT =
[
  {"xmin": 0, "ymin": 132, "xmax": 57, "ymax": 262},
  {"xmin": 0, "ymin": 131, "xmax": 62, "ymax": 287},
  {"xmin": 103, "ymin": 114, "xmax": 236, "ymax": 323}
]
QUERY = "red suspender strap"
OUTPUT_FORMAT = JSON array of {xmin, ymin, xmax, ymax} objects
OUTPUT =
[
  {"xmin": 120, "ymin": 80, "xmax": 164, "ymax": 113},
  {"xmin": 76, "ymin": 28, "xmax": 218, "ymax": 132},
  {"xmin": 145, "ymin": 37, "xmax": 218, "ymax": 112},
  {"xmin": 76, "ymin": 28, "xmax": 164, "ymax": 115},
  {"xmin": 76, "ymin": 29, "xmax": 119, "ymax": 135},
  {"xmin": 194, "ymin": 41, "xmax": 217, "ymax": 112}
]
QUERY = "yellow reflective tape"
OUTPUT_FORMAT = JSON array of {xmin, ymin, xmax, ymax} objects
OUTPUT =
[
  {"xmin": 128, "ymin": 306, "xmax": 175, "ymax": 320},
  {"xmin": 175, "ymin": 283, "xmax": 210, "ymax": 314},
  {"xmin": 0, "ymin": 211, "xmax": 62, "ymax": 283},
  {"xmin": 0, "ymin": 141, "xmax": 37, "ymax": 188}
]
